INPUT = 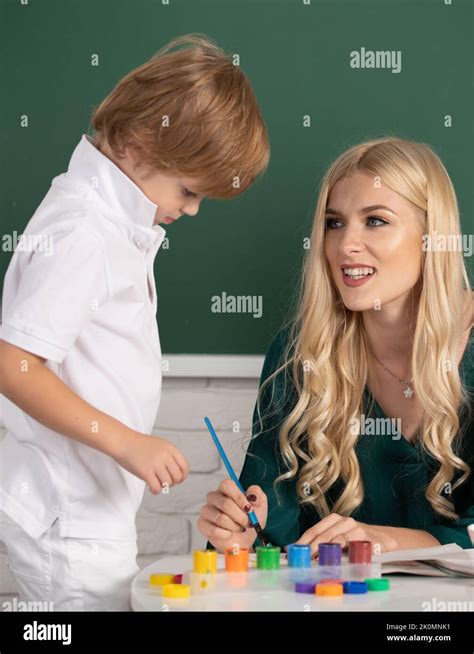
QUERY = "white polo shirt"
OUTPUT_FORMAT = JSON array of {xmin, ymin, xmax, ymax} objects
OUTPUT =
[{"xmin": 0, "ymin": 134, "xmax": 167, "ymax": 541}]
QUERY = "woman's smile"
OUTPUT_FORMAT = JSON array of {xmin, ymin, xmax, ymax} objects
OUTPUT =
[{"xmin": 342, "ymin": 268, "xmax": 377, "ymax": 287}]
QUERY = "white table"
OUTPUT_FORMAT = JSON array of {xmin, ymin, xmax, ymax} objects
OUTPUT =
[{"xmin": 131, "ymin": 554, "xmax": 473, "ymax": 612}]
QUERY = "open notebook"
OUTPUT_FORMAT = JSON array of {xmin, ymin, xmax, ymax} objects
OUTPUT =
[{"xmin": 373, "ymin": 544, "xmax": 474, "ymax": 578}]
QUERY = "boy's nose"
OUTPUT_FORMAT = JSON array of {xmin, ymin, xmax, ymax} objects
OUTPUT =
[{"xmin": 182, "ymin": 201, "xmax": 201, "ymax": 217}]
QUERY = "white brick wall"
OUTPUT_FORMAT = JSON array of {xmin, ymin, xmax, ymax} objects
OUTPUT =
[{"xmin": 0, "ymin": 376, "xmax": 258, "ymax": 599}]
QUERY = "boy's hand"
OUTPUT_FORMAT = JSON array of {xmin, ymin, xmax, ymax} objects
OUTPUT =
[
  {"xmin": 112, "ymin": 433, "xmax": 189, "ymax": 494},
  {"xmin": 197, "ymin": 479, "xmax": 268, "ymax": 553}
]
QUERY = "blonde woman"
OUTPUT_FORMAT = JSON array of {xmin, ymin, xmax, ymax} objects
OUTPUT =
[{"xmin": 199, "ymin": 137, "xmax": 473, "ymax": 554}]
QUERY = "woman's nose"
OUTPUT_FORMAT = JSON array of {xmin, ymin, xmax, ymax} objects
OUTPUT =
[{"xmin": 338, "ymin": 229, "xmax": 365, "ymax": 252}]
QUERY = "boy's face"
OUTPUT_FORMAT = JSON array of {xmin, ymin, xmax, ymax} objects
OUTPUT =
[
  {"xmin": 136, "ymin": 169, "xmax": 206, "ymax": 226},
  {"xmin": 98, "ymin": 140, "xmax": 206, "ymax": 225}
]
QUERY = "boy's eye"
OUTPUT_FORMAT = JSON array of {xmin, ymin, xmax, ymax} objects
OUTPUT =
[
  {"xmin": 324, "ymin": 216, "xmax": 388, "ymax": 230},
  {"xmin": 182, "ymin": 187, "xmax": 197, "ymax": 198}
]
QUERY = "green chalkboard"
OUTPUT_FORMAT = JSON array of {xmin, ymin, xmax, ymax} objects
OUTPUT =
[{"xmin": 1, "ymin": 0, "xmax": 472, "ymax": 354}]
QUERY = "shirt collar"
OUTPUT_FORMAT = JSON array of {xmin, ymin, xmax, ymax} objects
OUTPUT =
[{"xmin": 64, "ymin": 134, "xmax": 167, "ymax": 243}]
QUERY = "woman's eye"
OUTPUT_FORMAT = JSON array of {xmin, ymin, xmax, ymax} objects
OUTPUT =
[
  {"xmin": 367, "ymin": 216, "xmax": 387, "ymax": 227},
  {"xmin": 324, "ymin": 216, "xmax": 388, "ymax": 229},
  {"xmin": 325, "ymin": 218, "xmax": 341, "ymax": 229}
]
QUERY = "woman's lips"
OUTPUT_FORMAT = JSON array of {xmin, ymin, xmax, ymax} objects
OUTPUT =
[
  {"xmin": 342, "ymin": 269, "xmax": 376, "ymax": 287},
  {"xmin": 163, "ymin": 217, "xmax": 175, "ymax": 224}
]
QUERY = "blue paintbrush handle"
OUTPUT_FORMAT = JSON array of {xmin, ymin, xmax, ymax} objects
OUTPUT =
[{"xmin": 204, "ymin": 416, "xmax": 259, "ymax": 526}]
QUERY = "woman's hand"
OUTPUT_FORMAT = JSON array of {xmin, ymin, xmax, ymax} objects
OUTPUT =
[
  {"xmin": 292, "ymin": 513, "xmax": 399, "ymax": 557},
  {"xmin": 197, "ymin": 479, "xmax": 268, "ymax": 553}
]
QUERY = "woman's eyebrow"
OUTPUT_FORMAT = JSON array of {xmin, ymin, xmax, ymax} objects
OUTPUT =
[{"xmin": 325, "ymin": 204, "xmax": 397, "ymax": 216}]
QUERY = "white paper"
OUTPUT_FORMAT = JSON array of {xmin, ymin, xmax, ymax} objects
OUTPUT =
[
  {"xmin": 376, "ymin": 545, "xmax": 474, "ymax": 577},
  {"xmin": 374, "ymin": 543, "xmax": 462, "ymax": 563}
]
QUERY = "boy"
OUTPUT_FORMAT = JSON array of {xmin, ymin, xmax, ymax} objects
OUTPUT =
[{"xmin": 0, "ymin": 34, "xmax": 270, "ymax": 610}]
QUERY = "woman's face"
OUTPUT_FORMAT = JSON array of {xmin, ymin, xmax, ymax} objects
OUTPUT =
[{"xmin": 324, "ymin": 171, "xmax": 424, "ymax": 312}]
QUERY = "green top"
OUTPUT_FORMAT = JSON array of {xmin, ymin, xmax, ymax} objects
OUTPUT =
[{"xmin": 238, "ymin": 327, "xmax": 474, "ymax": 550}]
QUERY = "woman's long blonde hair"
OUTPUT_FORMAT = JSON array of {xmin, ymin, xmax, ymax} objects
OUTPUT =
[{"xmin": 256, "ymin": 137, "xmax": 472, "ymax": 520}]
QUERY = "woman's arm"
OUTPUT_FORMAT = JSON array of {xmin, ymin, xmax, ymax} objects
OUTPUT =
[
  {"xmin": 238, "ymin": 328, "xmax": 301, "ymax": 550},
  {"xmin": 294, "ymin": 514, "xmax": 441, "ymax": 555},
  {"xmin": 422, "ymin": 497, "xmax": 474, "ymax": 549},
  {"xmin": 381, "ymin": 526, "xmax": 440, "ymax": 549},
  {"xmin": 202, "ymin": 328, "xmax": 299, "ymax": 552}
]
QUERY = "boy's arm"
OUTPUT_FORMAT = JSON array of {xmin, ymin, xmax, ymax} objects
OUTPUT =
[{"xmin": 0, "ymin": 339, "xmax": 134, "ymax": 460}]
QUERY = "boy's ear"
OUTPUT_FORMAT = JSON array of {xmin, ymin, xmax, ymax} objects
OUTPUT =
[
  {"xmin": 124, "ymin": 145, "xmax": 140, "ymax": 168},
  {"xmin": 124, "ymin": 144, "xmax": 150, "ymax": 177}
]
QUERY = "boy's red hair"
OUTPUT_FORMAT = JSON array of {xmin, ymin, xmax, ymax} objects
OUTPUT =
[{"xmin": 90, "ymin": 33, "xmax": 270, "ymax": 198}]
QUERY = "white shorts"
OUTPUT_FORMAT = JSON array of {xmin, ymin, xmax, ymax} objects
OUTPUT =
[{"xmin": 0, "ymin": 510, "xmax": 140, "ymax": 611}]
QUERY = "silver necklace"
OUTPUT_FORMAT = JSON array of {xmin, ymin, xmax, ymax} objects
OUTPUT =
[{"xmin": 368, "ymin": 345, "xmax": 415, "ymax": 399}]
